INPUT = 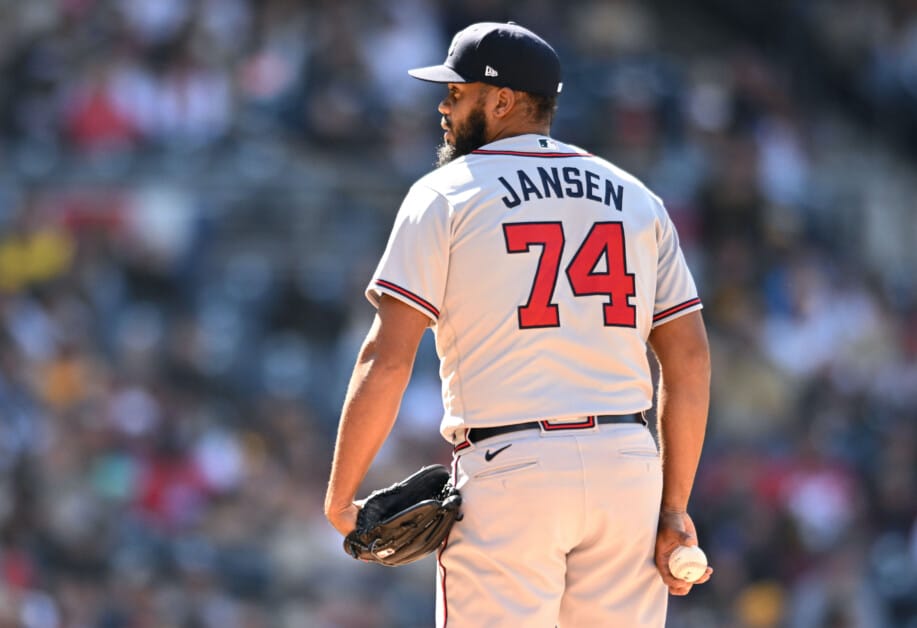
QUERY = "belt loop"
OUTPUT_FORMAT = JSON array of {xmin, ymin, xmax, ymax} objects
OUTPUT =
[
  {"xmin": 539, "ymin": 415, "xmax": 599, "ymax": 434},
  {"xmin": 453, "ymin": 428, "xmax": 473, "ymax": 454}
]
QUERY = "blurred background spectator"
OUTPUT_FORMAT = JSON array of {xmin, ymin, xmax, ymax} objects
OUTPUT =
[{"xmin": 0, "ymin": 0, "xmax": 914, "ymax": 626}]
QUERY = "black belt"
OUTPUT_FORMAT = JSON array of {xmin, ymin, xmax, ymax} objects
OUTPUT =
[{"xmin": 466, "ymin": 413, "xmax": 644, "ymax": 444}]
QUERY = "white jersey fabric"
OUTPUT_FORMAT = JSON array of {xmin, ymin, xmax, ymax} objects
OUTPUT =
[{"xmin": 366, "ymin": 134, "xmax": 701, "ymax": 442}]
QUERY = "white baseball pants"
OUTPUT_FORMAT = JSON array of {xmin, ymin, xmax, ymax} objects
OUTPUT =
[{"xmin": 436, "ymin": 422, "xmax": 667, "ymax": 627}]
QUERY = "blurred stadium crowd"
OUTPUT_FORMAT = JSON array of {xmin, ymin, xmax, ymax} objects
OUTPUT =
[{"xmin": 0, "ymin": 0, "xmax": 915, "ymax": 626}]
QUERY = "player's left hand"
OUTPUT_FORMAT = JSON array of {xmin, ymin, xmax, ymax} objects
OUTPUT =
[
  {"xmin": 326, "ymin": 501, "xmax": 360, "ymax": 537},
  {"xmin": 654, "ymin": 510, "xmax": 713, "ymax": 596}
]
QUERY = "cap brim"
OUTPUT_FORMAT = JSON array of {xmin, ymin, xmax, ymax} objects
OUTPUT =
[{"xmin": 408, "ymin": 64, "xmax": 468, "ymax": 84}]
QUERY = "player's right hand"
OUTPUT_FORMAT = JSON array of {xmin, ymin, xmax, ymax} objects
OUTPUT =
[{"xmin": 654, "ymin": 510, "xmax": 713, "ymax": 596}]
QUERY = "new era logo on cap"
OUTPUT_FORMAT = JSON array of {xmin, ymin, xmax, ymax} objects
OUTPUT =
[{"xmin": 407, "ymin": 22, "xmax": 562, "ymax": 96}]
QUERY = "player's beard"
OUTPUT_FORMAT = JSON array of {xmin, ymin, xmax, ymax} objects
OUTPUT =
[{"xmin": 436, "ymin": 105, "xmax": 488, "ymax": 168}]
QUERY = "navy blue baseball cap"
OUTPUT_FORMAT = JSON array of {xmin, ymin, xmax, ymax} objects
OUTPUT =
[{"xmin": 408, "ymin": 22, "xmax": 562, "ymax": 96}]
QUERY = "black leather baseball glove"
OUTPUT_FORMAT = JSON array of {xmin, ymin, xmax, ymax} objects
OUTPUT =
[{"xmin": 343, "ymin": 464, "xmax": 462, "ymax": 567}]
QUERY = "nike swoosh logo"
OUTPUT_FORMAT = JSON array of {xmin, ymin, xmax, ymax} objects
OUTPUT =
[{"xmin": 484, "ymin": 444, "xmax": 512, "ymax": 462}]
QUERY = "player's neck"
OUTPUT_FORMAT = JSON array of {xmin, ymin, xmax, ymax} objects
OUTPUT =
[{"xmin": 486, "ymin": 122, "xmax": 551, "ymax": 144}]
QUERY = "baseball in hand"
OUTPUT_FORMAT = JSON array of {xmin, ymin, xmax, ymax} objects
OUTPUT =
[{"xmin": 668, "ymin": 545, "xmax": 708, "ymax": 582}]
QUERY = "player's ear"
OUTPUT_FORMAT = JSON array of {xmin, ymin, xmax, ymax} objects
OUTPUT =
[{"xmin": 489, "ymin": 87, "xmax": 517, "ymax": 119}]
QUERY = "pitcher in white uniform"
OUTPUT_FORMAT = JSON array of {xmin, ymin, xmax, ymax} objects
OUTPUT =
[{"xmin": 325, "ymin": 21, "xmax": 713, "ymax": 627}]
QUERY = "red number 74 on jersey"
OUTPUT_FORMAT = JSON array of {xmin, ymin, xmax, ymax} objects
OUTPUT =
[{"xmin": 503, "ymin": 221, "xmax": 637, "ymax": 329}]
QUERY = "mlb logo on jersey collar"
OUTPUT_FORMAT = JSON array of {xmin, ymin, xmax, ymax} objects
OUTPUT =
[{"xmin": 538, "ymin": 138, "xmax": 558, "ymax": 150}]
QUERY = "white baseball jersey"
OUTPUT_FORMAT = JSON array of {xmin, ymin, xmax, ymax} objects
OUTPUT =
[{"xmin": 366, "ymin": 134, "xmax": 701, "ymax": 442}]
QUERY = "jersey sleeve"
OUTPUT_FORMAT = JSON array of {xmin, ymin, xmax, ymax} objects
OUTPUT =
[
  {"xmin": 651, "ymin": 199, "xmax": 702, "ymax": 327},
  {"xmin": 365, "ymin": 184, "xmax": 451, "ymax": 323}
]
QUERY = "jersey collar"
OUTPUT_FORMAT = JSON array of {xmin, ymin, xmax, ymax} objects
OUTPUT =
[{"xmin": 471, "ymin": 134, "xmax": 589, "ymax": 158}]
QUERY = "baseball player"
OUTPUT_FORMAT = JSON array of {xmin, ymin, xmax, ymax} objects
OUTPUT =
[{"xmin": 325, "ymin": 21, "xmax": 712, "ymax": 626}]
